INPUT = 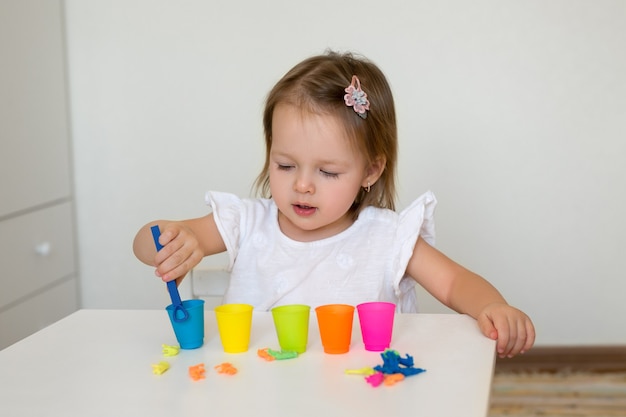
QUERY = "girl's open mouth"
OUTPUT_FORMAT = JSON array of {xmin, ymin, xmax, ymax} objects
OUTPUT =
[{"xmin": 293, "ymin": 204, "xmax": 317, "ymax": 216}]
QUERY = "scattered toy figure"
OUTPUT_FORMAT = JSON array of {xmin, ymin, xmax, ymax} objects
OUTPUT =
[
  {"xmin": 345, "ymin": 367, "xmax": 376, "ymax": 376},
  {"xmin": 348, "ymin": 350, "xmax": 425, "ymax": 387},
  {"xmin": 162, "ymin": 344, "xmax": 180, "ymax": 357},
  {"xmin": 214, "ymin": 362, "xmax": 238, "ymax": 375},
  {"xmin": 257, "ymin": 348, "xmax": 275, "ymax": 361},
  {"xmin": 188, "ymin": 363, "xmax": 206, "ymax": 381},
  {"xmin": 151, "ymin": 361, "xmax": 170, "ymax": 375},
  {"xmin": 373, "ymin": 350, "xmax": 425, "ymax": 377},
  {"xmin": 257, "ymin": 347, "xmax": 299, "ymax": 361},
  {"xmin": 365, "ymin": 372, "xmax": 385, "ymax": 387}
]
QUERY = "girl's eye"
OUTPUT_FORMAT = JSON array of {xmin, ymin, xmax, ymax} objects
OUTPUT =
[
  {"xmin": 277, "ymin": 164, "xmax": 294, "ymax": 171},
  {"xmin": 320, "ymin": 170, "xmax": 339, "ymax": 178}
]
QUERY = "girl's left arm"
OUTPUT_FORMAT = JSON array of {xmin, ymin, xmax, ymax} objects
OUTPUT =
[{"xmin": 406, "ymin": 237, "xmax": 535, "ymax": 358}]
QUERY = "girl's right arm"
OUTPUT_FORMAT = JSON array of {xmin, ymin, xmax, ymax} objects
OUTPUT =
[{"xmin": 132, "ymin": 213, "xmax": 226, "ymax": 284}]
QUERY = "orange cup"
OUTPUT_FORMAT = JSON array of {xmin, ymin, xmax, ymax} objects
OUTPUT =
[{"xmin": 315, "ymin": 304, "xmax": 355, "ymax": 354}]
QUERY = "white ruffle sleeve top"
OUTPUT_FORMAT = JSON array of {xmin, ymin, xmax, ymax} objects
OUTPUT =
[{"xmin": 206, "ymin": 191, "xmax": 437, "ymax": 312}]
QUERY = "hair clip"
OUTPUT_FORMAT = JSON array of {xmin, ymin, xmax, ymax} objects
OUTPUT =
[{"xmin": 344, "ymin": 75, "xmax": 370, "ymax": 119}]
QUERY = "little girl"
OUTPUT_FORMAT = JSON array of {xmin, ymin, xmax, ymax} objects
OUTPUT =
[{"xmin": 134, "ymin": 51, "xmax": 535, "ymax": 358}]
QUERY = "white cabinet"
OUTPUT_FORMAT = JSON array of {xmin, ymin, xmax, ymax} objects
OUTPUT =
[{"xmin": 0, "ymin": 0, "xmax": 78, "ymax": 349}]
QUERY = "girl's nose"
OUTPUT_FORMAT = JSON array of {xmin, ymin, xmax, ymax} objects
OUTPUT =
[{"xmin": 294, "ymin": 173, "xmax": 314, "ymax": 194}]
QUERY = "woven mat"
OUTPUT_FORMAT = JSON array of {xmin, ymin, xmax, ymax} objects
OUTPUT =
[{"xmin": 489, "ymin": 371, "xmax": 626, "ymax": 416}]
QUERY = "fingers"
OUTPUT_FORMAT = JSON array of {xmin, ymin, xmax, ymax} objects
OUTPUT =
[
  {"xmin": 481, "ymin": 306, "xmax": 535, "ymax": 358},
  {"xmin": 477, "ymin": 315, "xmax": 498, "ymax": 341},
  {"xmin": 522, "ymin": 319, "xmax": 536, "ymax": 354},
  {"xmin": 495, "ymin": 319, "xmax": 518, "ymax": 358},
  {"xmin": 493, "ymin": 316, "xmax": 512, "ymax": 358},
  {"xmin": 153, "ymin": 224, "xmax": 202, "ymax": 282}
]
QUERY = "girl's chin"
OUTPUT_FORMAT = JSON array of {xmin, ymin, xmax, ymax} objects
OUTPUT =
[{"xmin": 278, "ymin": 214, "xmax": 328, "ymax": 240}]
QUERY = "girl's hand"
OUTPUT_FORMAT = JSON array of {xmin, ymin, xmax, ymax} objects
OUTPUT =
[
  {"xmin": 476, "ymin": 303, "xmax": 536, "ymax": 358},
  {"xmin": 153, "ymin": 222, "xmax": 205, "ymax": 284}
]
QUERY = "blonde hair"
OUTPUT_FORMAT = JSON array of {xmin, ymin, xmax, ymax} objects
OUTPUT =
[{"xmin": 255, "ymin": 51, "xmax": 397, "ymax": 218}]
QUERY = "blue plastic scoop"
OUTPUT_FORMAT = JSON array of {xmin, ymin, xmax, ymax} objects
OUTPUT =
[{"xmin": 150, "ymin": 225, "xmax": 190, "ymax": 322}]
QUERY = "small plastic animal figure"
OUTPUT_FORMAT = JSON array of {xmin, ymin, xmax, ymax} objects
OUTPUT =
[
  {"xmin": 162, "ymin": 344, "xmax": 180, "ymax": 357},
  {"xmin": 188, "ymin": 363, "xmax": 206, "ymax": 381},
  {"xmin": 151, "ymin": 361, "xmax": 170, "ymax": 375}
]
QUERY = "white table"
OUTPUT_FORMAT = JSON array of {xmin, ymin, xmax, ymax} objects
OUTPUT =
[{"xmin": 0, "ymin": 310, "xmax": 495, "ymax": 417}]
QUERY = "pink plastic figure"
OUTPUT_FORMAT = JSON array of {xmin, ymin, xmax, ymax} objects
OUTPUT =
[{"xmin": 365, "ymin": 372, "xmax": 385, "ymax": 387}]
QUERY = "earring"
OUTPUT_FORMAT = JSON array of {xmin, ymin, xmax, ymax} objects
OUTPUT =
[{"xmin": 365, "ymin": 182, "xmax": 371, "ymax": 193}]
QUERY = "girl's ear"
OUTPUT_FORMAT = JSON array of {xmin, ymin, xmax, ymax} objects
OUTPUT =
[{"xmin": 363, "ymin": 156, "xmax": 386, "ymax": 188}]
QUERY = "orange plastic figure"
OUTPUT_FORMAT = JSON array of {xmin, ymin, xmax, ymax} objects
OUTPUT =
[
  {"xmin": 188, "ymin": 363, "xmax": 206, "ymax": 381},
  {"xmin": 383, "ymin": 373, "xmax": 405, "ymax": 386},
  {"xmin": 214, "ymin": 362, "xmax": 238, "ymax": 375},
  {"xmin": 257, "ymin": 348, "xmax": 275, "ymax": 361}
]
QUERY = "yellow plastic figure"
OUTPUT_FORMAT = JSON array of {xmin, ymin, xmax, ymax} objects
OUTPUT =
[
  {"xmin": 162, "ymin": 344, "xmax": 180, "ymax": 357},
  {"xmin": 152, "ymin": 361, "xmax": 170, "ymax": 375},
  {"xmin": 344, "ymin": 367, "xmax": 376, "ymax": 376}
]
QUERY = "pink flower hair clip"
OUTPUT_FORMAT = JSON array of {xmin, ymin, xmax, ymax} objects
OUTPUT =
[{"xmin": 344, "ymin": 75, "xmax": 370, "ymax": 119}]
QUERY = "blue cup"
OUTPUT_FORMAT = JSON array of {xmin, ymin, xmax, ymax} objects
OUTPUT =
[{"xmin": 166, "ymin": 299, "xmax": 205, "ymax": 349}]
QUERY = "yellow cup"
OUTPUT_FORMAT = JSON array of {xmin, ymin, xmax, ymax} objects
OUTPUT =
[{"xmin": 214, "ymin": 303, "xmax": 254, "ymax": 353}]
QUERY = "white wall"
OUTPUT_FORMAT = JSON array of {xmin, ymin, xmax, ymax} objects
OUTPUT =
[{"xmin": 64, "ymin": 0, "xmax": 626, "ymax": 345}]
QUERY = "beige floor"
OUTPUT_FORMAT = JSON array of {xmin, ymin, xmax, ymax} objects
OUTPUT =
[{"xmin": 489, "ymin": 370, "xmax": 626, "ymax": 417}]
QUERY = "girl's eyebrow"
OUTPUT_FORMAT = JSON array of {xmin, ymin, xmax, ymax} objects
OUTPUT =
[
  {"xmin": 318, "ymin": 158, "xmax": 348, "ymax": 167},
  {"xmin": 269, "ymin": 150, "xmax": 290, "ymax": 158},
  {"xmin": 271, "ymin": 150, "xmax": 346, "ymax": 166},
  {"xmin": 273, "ymin": 154, "xmax": 348, "ymax": 168}
]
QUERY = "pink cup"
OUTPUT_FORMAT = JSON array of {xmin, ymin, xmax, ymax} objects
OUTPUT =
[{"xmin": 356, "ymin": 302, "xmax": 396, "ymax": 351}]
